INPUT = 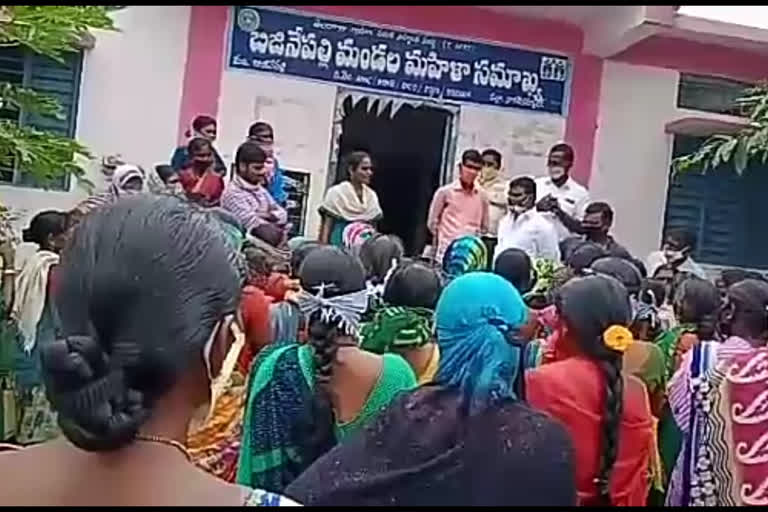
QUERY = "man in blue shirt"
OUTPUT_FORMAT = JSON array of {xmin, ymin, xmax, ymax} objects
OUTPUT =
[{"xmin": 247, "ymin": 121, "xmax": 287, "ymax": 206}]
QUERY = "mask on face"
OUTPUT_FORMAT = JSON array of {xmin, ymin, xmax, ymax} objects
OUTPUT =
[
  {"xmin": 480, "ymin": 166, "xmax": 499, "ymax": 183},
  {"xmin": 201, "ymin": 315, "xmax": 245, "ymax": 423},
  {"xmin": 548, "ymin": 165, "xmax": 566, "ymax": 181},
  {"xmin": 664, "ymin": 249, "xmax": 686, "ymax": 264},
  {"xmin": 582, "ymin": 223, "xmax": 604, "ymax": 237}
]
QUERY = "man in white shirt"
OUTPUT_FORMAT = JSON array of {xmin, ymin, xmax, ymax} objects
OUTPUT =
[
  {"xmin": 535, "ymin": 143, "xmax": 590, "ymax": 241},
  {"xmin": 494, "ymin": 176, "xmax": 561, "ymax": 264}
]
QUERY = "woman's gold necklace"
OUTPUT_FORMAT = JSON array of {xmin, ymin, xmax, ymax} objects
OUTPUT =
[{"xmin": 134, "ymin": 434, "xmax": 192, "ymax": 462}]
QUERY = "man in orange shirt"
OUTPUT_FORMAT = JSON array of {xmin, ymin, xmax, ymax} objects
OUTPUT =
[{"xmin": 427, "ymin": 149, "xmax": 489, "ymax": 265}]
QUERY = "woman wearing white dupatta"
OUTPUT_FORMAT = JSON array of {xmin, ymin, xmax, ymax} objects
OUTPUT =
[
  {"xmin": 10, "ymin": 210, "xmax": 69, "ymax": 444},
  {"xmin": 319, "ymin": 151, "xmax": 383, "ymax": 247}
]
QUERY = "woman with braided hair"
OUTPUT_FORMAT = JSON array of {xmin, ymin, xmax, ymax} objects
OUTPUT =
[
  {"xmin": 0, "ymin": 196, "xmax": 296, "ymax": 505},
  {"xmin": 237, "ymin": 246, "xmax": 417, "ymax": 493},
  {"xmin": 590, "ymin": 257, "xmax": 666, "ymax": 417},
  {"xmin": 526, "ymin": 274, "xmax": 654, "ymax": 506}
]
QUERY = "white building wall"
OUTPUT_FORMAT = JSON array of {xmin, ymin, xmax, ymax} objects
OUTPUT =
[
  {"xmin": 456, "ymin": 105, "xmax": 566, "ymax": 180},
  {"xmin": 589, "ymin": 61, "xmax": 679, "ymax": 259},
  {"xmin": 0, "ymin": 6, "xmax": 191, "ymax": 229}
]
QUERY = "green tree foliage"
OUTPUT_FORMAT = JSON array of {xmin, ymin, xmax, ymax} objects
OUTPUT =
[
  {"xmin": 672, "ymin": 82, "xmax": 768, "ymax": 176},
  {"xmin": 0, "ymin": 6, "xmax": 116, "ymax": 188}
]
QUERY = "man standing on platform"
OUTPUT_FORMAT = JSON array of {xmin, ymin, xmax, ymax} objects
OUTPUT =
[
  {"xmin": 535, "ymin": 143, "xmax": 589, "ymax": 241},
  {"xmin": 427, "ymin": 149, "xmax": 489, "ymax": 265},
  {"xmin": 477, "ymin": 148, "xmax": 509, "ymax": 265}
]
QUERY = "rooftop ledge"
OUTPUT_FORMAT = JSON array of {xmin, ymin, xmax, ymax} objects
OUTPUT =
[
  {"xmin": 665, "ymin": 110, "xmax": 751, "ymax": 137},
  {"xmin": 665, "ymin": 13, "xmax": 768, "ymax": 55}
]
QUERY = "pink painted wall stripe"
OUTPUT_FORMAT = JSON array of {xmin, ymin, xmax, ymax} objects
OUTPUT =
[
  {"xmin": 176, "ymin": 5, "xmax": 229, "ymax": 144},
  {"xmin": 614, "ymin": 35, "xmax": 768, "ymax": 82},
  {"xmin": 565, "ymin": 54, "xmax": 603, "ymax": 186}
]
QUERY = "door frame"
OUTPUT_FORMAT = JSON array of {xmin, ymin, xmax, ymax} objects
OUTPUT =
[{"xmin": 325, "ymin": 87, "xmax": 461, "ymax": 190}]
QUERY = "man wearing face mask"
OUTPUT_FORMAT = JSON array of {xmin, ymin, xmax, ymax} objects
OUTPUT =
[
  {"xmin": 477, "ymin": 149, "xmax": 508, "ymax": 262},
  {"xmin": 427, "ymin": 149, "xmax": 489, "ymax": 264},
  {"xmin": 535, "ymin": 143, "xmax": 589, "ymax": 241},
  {"xmin": 572, "ymin": 202, "xmax": 632, "ymax": 260},
  {"xmin": 493, "ymin": 176, "xmax": 560, "ymax": 264},
  {"xmin": 646, "ymin": 227, "xmax": 707, "ymax": 281}
]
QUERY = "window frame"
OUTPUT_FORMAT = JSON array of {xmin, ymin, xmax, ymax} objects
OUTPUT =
[
  {"xmin": 676, "ymin": 73, "xmax": 753, "ymax": 117},
  {"xmin": 0, "ymin": 47, "xmax": 84, "ymax": 191}
]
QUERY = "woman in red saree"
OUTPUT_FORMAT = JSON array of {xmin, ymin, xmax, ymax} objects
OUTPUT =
[
  {"xmin": 526, "ymin": 274, "xmax": 654, "ymax": 506},
  {"xmin": 178, "ymin": 138, "xmax": 224, "ymax": 207}
]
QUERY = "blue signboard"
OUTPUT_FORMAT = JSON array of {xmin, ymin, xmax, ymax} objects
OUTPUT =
[{"xmin": 229, "ymin": 7, "xmax": 571, "ymax": 115}]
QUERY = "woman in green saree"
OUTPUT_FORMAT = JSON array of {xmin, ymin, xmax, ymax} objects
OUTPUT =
[
  {"xmin": 10, "ymin": 211, "xmax": 69, "ymax": 445},
  {"xmin": 237, "ymin": 246, "xmax": 416, "ymax": 493}
]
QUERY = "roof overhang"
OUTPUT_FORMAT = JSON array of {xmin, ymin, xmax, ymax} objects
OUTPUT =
[
  {"xmin": 477, "ymin": 5, "xmax": 768, "ymax": 58},
  {"xmin": 663, "ymin": 13, "xmax": 768, "ymax": 56},
  {"xmin": 582, "ymin": 6, "xmax": 677, "ymax": 58},
  {"xmin": 665, "ymin": 110, "xmax": 751, "ymax": 137}
]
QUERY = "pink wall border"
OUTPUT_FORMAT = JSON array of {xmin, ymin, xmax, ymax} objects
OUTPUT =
[
  {"xmin": 176, "ymin": 5, "xmax": 229, "ymax": 145},
  {"xmin": 565, "ymin": 54, "xmax": 603, "ymax": 186},
  {"xmin": 177, "ymin": 5, "xmax": 601, "ymax": 184},
  {"xmin": 614, "ymin": 35, "xmax": 768, "ymax": 83}
]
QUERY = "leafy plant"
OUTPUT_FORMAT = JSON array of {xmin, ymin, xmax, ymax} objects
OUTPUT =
[
  {"xmin": 672, "ymin": 82, "xmax": 768, "ymax": 176},
  {"xmin": 0, "ymin": 6, "xmax": 116, "ymax": 188}
]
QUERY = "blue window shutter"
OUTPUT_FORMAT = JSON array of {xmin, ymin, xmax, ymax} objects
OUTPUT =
[
  {"xmin": 14, "ymin": 50, "xmax": 83, "ymax": 189},
  {"xmin": 24, "ymin": 51, "xmax": 82, "ymax": 136},
  {"xmin": 0, "ymin": 47, "xmax": 25, "ymax": 183},
  {"xmin": 665, "ymin": 134, "xmax": 765, "ymax": 270},
  {"xmin": 665, "ymin": 171, "xmax": 746, "ymax": 266}
]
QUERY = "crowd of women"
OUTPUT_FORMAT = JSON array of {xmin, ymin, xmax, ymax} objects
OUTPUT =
[
  {"xmin": 0, "ymin": 187, "xmax": 765, "ymax": 506},
  {"xmin": 0, "ymin": 113, "xmax": 766, "ymax": 506}
]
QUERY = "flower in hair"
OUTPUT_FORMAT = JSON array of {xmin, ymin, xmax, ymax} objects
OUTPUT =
[{"xmin": 602, "ymin": 325, "xmax": 634, "ymax": 353}]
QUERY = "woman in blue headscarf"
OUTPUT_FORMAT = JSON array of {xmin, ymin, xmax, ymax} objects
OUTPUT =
[
  {"xmin": 285, "ymin": 271, "xmax": 577, "ymax": 506},
  {"xmin": 435, "ymin": 271, "xmax": 528, "ymax": 411}
]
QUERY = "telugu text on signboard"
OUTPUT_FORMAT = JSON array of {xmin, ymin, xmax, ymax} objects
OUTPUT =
[{"xmin": 229, "ymin": 7, "xmax": 572, "ymax": 115}]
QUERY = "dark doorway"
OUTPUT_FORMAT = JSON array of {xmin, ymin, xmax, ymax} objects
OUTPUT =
[{"xmin": 335, "ymin": 95, "xmax": 452, "ymax": 256}]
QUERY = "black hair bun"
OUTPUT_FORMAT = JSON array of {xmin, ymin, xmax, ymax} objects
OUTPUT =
[
  {"xmin": 21, "ymin": 228, "xmax": 32, "ymax": 243},
  {"xmin": 41, "ymin": 335, "xmax": 148, "ymax": 451}
]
